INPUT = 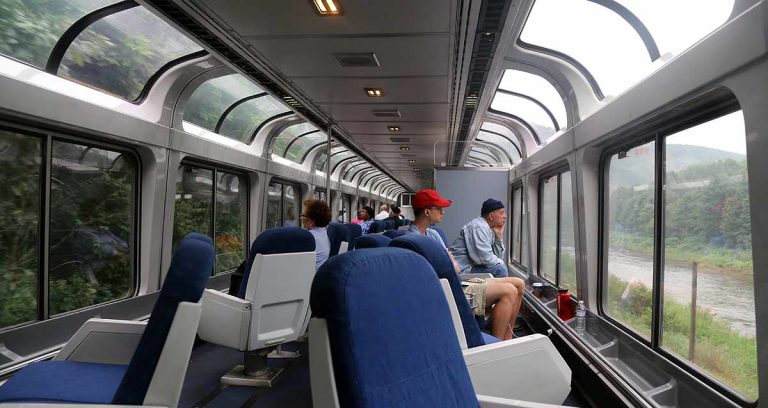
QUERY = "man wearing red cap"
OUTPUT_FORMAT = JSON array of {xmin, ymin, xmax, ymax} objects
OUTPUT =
[
  {"xmin": 408, "ymin": 189, "xmax": 523, "ymax": 340},
  {"xmin": 406, "ymin": 189, "xmax": 453, "ymax": 247}
]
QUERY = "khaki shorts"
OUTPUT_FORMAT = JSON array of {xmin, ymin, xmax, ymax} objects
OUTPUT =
[{"xmin": 461, "ymin": 278, "xmax": 498, "ymax": 319}]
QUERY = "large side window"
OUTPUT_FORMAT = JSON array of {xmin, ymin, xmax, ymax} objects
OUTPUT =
[
  {"xmin": 602, "ymin": 111, "xmax": 757, "ymax": 400},
  {"xmin": 266, "ymin": 180, "xmax": 301, "ymax": 229},
  {"xmin": 1, "ymin": 128, "xmax": 138, "ymax": 330},
  {"xmin": 173, "ymin": 164, "xmax": 247, "ymax": 275},
  {"xmin": 538, "ymin": 170, "xmax": 577, "ymax": 292}
]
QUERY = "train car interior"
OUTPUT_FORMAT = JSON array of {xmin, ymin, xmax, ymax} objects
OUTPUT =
[{"xmin": 0, "ymin": 0, "xmax": 765, "ymax": 407}]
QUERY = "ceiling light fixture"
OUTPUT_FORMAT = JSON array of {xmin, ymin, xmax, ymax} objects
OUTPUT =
[
  {"xmin": 313, "ymin": 0, "xmax": 343, "ymax": 15},
  {"xmin": 365, "ymin": 88, "xmax": 384, "ymax": 97},
  {"xmin": 408, "ymin": 160, "xmax": 416, "ymax": 164},
  {"xmin": 399, "ymin": 146, "xmax": 410, "ymax": 152},
  {"xmin": 388, "ymin": 126, "xmax": 400, "ymax": 132}
]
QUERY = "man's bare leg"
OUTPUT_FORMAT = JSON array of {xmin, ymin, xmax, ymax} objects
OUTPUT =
[
  {"xmin": 496, "ymin": 277, "xmax": 525, "ymax": 331},
  {"xmin": 485, "ymin": 282, "xmax": 518, "ymax": 340}
]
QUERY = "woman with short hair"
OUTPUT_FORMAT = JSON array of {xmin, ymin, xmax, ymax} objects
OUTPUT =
[{"xmin": 301, "ymin": 199, "xmax": 332, "ymax": 269}]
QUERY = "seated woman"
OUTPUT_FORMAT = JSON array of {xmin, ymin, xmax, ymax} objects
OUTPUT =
[{"xmin": 301, "ymin": 199, "xmax": 332, "ymax": 269}]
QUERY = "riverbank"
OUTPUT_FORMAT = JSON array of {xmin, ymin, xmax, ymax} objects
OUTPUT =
[
  {"xmin": 606, "ymin": 275, "xmax": 757, "ymax": 400},
  {"xmin": 610, "ymin": 232, "xmax": 753, "ymax": 278}
]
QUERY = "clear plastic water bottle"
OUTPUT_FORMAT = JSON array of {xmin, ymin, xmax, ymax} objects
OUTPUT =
[{"xmin": 575, "ymin": 300, "xmax": 586, "ymax": 336}]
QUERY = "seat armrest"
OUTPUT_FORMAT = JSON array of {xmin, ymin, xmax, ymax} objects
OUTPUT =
[
  {"xmin": 464, "ymin": 335, "xmax": 571, "ymax": 405},
  {"xmin": 197, "ymin": 289, "xmax": 251, "ymax": 350},
  {"xmin": 55, "ymin": 319, "xmax": 147, "ymax": 364},
  {"xmin": 477, "ymin": 395, "xmax": 566, "ymax": 408},
  {"xmin": 460, "ymin": 273, "xmax": 494, "ymax": 280}
]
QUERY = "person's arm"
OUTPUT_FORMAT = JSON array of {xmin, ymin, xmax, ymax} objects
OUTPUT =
[
  {"xmin": 491, "ymin": 225, "xmax": 505, "ymax": 259},
  {"xmin": 464, "ymin": 226, "xmax": 504, "ymax": 266}
]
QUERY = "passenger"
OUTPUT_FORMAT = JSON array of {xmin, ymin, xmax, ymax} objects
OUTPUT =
[
  {"xmin": 374, "ymin": 204, "xmax": 390, "ymax": 220},
  {"xmin": 451, "ymin": 198, "xmax": 526, "ymax": 339},
  {"xmin": 301, "ymin": 199, "xmax": 331, "ymax": 269},
  {"xmin": 408, "ymin": 190, "xmax": 523, "ymax": 340},
  {"xmin": 386, "ymin": 205, "xmax": 405, "ymax": 227},
  {"xmin": 358, "ymin": 206, "xmax": 376, "ymax": 234},
  {"xmin": 284, "ymin": 206, "xmax": 298, "ymax": 227}
]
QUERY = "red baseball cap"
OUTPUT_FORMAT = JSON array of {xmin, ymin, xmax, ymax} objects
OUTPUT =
[{"xmin": 412, "ymin": 189, "xmax": 452, "ymax": 209}]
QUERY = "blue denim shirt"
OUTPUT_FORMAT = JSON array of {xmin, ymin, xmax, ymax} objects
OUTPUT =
[
  {"xmin": 450, "ymin": 217, "xmax": 504, "ymax": 272},
  {"xmin": 359, "ymin": 220, "xmax": 373, "ymax": 235}
]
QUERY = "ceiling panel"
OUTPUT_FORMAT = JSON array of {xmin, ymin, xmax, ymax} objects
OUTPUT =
[
  {"xmin": 293, "ymin": 77, "xmax": 449, "ymax": 104},
  {"xmin": 246, "ymin": 35, "xmax": 450, "ymax": 77},
  {"xmin": 351, "ymin": 134, "xmax": 441, "ymax": 144},
  {"xmin": 202, "ymin": 0, "xmax": 451, "ymax": 37},
  {"xmin": 318, "ymin": 103, "xmax": 449, "ymax": 122},
  {"xmin": 340, "ymin": 121, "xmax": 445, "ymax": 135}
]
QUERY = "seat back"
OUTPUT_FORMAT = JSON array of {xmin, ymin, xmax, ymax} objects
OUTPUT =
[
  {"xmin": 327, "ymin": 222, "xmax": 350, "ymax": 256},
  {"xmin": 345, "ymin": 223, "xmax": 362, "ymax": 250},
  {"xmin": 430, "ymin": 225, "xmax": 449, "ymax": 246},
  {"xmin": 368, "ymin": 220, "xmax": 385, "ymax": 233},
  {"xmin": 238, "ymin": 227, "xmax": 316, "ymax": 298},
  {"xmin": 383, "ymin": 229, "xmax": 406, "ymax": 239},
  {"xmin": 354, "ymin": 234, "xmax": 391, "ymax": 249},
  {"xmin": 389, "ymin": 234, "xmax": 486, "ymax": 348},
  {"xmin": 310, "ymin": 248, "xmax": 478, "ymax": 407},
  {"xmin": 112, "ymin": 233, "xmax": 214, "ymax": 405},
  {"xmin": 384, "ymin": 220, "xmax": 395, "ymax": 230},
  {"xmin": 239, "ymin": 227, "xmax": 316, "ymax": 349}
]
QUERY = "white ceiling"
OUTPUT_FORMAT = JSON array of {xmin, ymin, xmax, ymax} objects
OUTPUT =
[{"xmin": 197, "ymin": 0, "xmax": 458, "ymax": 190}]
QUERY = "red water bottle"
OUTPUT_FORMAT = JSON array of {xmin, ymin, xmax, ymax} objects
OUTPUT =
[{"xmin": 557, "ymin": 288, "xmax": 573, "ymax": 320}]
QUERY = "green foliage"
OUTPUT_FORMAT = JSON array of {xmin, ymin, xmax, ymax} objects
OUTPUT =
[
  {"xmin": 0, "ymin": 135, "xmax": 136, "ymax": 327},
  {"xmin": 606, "ymin": 275, "xmax": 758, "ymax": 399}
]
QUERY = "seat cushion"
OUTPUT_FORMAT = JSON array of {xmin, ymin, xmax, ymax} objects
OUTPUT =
[
  {"xmin": 481, "ymin": 332, "xmax": 501, "ymax": 345},
  {"xmin": 0, "ymin": 361, "xmax": 127, "ymax": 403}
]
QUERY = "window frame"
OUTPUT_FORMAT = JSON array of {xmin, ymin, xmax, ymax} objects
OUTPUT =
[
  {"xmin": 509, "ymin": 181, "xmax": 526, "ymax": 270},
  {"xmin": 266, "ymin": 178, "xmax": 302, "ymax": 229},
  {"xmin": 596, "ymin": 106, "xmax": 756, "ymax": 404},
  {"xmin": 536, "ymin": 163, "xmax": 571, "ymax": 288},
  {"xmin": 0, "ymin": 121, "xmax": 141, "ymax": 327},
  {"xmin": 175, "ymin": 160, "xmax": 250, "ymax": 275}
]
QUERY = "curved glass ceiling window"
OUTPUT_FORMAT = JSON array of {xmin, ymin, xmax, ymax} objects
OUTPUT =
[
  {"xmin": 491, "ymin": 92, "xmax": 558, "ymax": 141},
  {"xmin": 329, "ymin": 150, "xmax": 356, "ymax": 173},
  {"xmin": 184, "ymin": 75, "xmax": 263, "ymax": 132},
  {"xmin": 476, "ymin": 130, "xmax": 522, "ymax": 163},
  {"xmin": 0, "ymin": 0, "xmax": 116, "ymax": 69},
  {"xmin": 272, "ymin": 122, "xmax": 320, "ymax": 162},
  {"xmin": 617, "ymin": 0, "xmax": 733, "ymax": 59},
  {"xmin": 315, "ymin": 146, "xmax": 348, "ymax": 172},
  {"xmin": 498, "ymin": 70, "xmax": 567, "ymax": 129},
  {"xmin": 219, "ymin": 95, "xmax": 288, "ymax": 143},
  {"xmin": 59, "ymin": 6, "xmax": 201, "ymax": 101},
  {"xmin": 520, "ymin": 0, "xmax": 651, "ymax": 98},
  {"xmin": 470, "ymin": 145, "xmax": 502, "ymax": 165}
]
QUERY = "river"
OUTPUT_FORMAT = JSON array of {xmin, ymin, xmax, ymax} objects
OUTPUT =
[{"xmin": 607, "ymin": 250, "xmax": 755, "ymax": 337}]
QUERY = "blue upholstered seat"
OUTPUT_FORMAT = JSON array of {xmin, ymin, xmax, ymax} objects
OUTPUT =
[
  {"xmin": 310, "ymin": 248, "xmax": 478, "ymax": 407},
  {"xmin": 327, "ymin": 222, "xmax": 350, "ymax": 256},
  {"xmin": 389, "ymin": 234, "xmax": 494, "ymax": 348},
  {"xmin": 344, "ymin": 223, "xmax": 362, "ymax": 250},
  {"xmin": 367, "ymin": 220, "xmax": 386, "ymax": 233},
  {"xmin": 354, "ymin": 234, "xmax": 391, "ymax": 249},
  {"xmin": 238, "ymin": 227, "xmax": 315, "ymax": 298},
  {"xmin": 430, "ymin": 225, "xmax": 449, "ymax": 246},
  {"xmin": 383, "ymin": 220, "xmax": 395, "ymax": 230},
  {"xmin": 382, "ymin": 229, "xmax": 406, "ymax": 239},
  {"xmin": 0, "ymin": 233, "xmax": 214, "ymax": 405}
]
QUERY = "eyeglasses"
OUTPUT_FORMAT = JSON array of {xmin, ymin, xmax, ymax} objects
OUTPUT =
[{"xmin": 300, "ymin": 214, "xmax": 308, "ymax": 218}]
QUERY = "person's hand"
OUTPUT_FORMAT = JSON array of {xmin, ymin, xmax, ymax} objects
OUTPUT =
[{"xmin": 491, "ymin": 224, "xmax": 504, "ymax": 239}]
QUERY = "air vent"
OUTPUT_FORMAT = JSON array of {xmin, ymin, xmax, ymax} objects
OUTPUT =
[
  {"xmin": 334, "ymin": 53, "xmax": 380, "ymax": 67},
  {"xmin": 372, "ymin": 109, "xmax": 401, "ymax": 118},
  {"xmin": 390, "ymin": 137, "xmax": 410, "ymax": 143}
]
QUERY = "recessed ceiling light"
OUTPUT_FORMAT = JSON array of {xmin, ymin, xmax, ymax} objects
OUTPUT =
[
  {"xmin": 313, "ymin": 0, "xmax": 343, "ymax": 16},
  {"xmin": 413, "ymin": 168, "xmax": 421, "ymax": 172},
  {"xmin": 399, "ymin": 146, "xmax": 410, "ymax": 152},
  {"xmin": 365, "ymin": 88, "xmax": 384, "ymax": 97},
  {"xmin": 388, "ymin": 126, "xmax": 400, "ymax": 132},
  {"xmin": 408, "ymin": 160, "xmax": 416, "ymax": 164}
]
